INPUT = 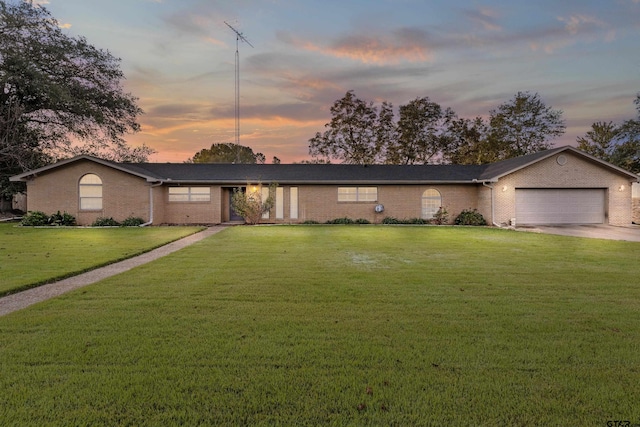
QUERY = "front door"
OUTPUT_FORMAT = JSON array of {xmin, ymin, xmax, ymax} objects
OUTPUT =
[{"xmin": 229, "ymin": 188, "xmax": 245, "ymax": 222}]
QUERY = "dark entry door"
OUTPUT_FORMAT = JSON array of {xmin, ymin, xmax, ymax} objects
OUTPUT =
[{"xmin": 229, "ymin": 188, "xmax": 245, "ymax": 221}]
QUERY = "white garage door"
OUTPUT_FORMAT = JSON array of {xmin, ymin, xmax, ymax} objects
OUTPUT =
[{"xmin": 515, "ymin": 189, "xmax": 605, "ymax": 225}]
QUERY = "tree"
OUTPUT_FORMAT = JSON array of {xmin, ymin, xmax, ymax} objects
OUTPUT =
[
  {"xmin": 577, "ymin": 96, "xmax": 640, "ymax": 174},
  {"xmin": 0, "ymin": 1, "xmax": 149, "ymax": 196},
  {"xmin": 189, "ymin": 143, "xmax": 265, "ymax": 163},
  {"xmin": 308, "ymin": 91, "xmax": 381, "ymax": 164},
  {"xmin": 394, "ymin": 97, "xmax": 455, "ymax": 164},
  {"xmin": 442, "ymin": 117, "xmax": 498, "ymax": 165},
  {"xmin": 375, "ymin": 101, "xmax": 398, "ymax": 164},
  {"xmin": 231, "ymin": 182, "xmax": 277, "ymax": 224},
  {"xmin": 489, "ymin": 91, "xmax": 565, "ymax": 159},
  {"xmin": 576, "ymin": 121, "xmax": 620, "ymax": 160}
]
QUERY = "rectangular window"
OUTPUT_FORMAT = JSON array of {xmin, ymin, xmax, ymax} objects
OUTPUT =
[
  {"xmin": 80, "ymin": 185, "xmax": 103, "ymax": 209},
  {"xmin": 338, "ymin": 187, "xmax": 377, "ymax": 202},
  {"xmin": 276, "ymin": 187, "xmax": 284, "ymax": 219},
  {"xmin": 262, "ymin": 187, "xmax": 270, "ymax": 219},
  {"xmin": 290, "ymin": 187, "xmax": 298, "ymax": 219},
  {"xmin": 168, "ymin": 187, "xmax": 210, "ymax": 202}
]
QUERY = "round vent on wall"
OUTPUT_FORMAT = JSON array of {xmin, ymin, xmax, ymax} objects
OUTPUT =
[
  {"xmin": 557, "ymin": 155, "xmax": 567, "ymax": 166},
  {"xmin": 374, "ymin": 204, "xmax": 385, "ymax": 213}
]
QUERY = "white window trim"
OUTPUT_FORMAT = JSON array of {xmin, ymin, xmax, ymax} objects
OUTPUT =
[
  {"xmin": 290, "ymin": 187, "xmax": 299, "ymax": 219},
  {"xmin": 276, "ymin": 187, "xmax": 284, "ymax": 219},
  {"xmin": 168, "ymin": 187, "xmax": 211, "ymax": 202},
  {"xmin": 79, "ymin": 174, "xmax": 103, "ymax": 211},
  {"xmin": 338, "ymin": 187, "xmax": 378, "ymax": 202}
]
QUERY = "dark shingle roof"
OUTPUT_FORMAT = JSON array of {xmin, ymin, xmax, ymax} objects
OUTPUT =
[
  {"xmin": 119, "ymin": 162, "xmax": 489, "ymax": 184},
  {"xmin": 11, "ymin": 146, "xmax": 639, "ymax": 184}
]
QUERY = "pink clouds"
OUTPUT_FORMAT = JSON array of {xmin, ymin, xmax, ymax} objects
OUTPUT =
[{"xmin": 282, "ymin": 28, "xmax": 433, "ymax": 65}]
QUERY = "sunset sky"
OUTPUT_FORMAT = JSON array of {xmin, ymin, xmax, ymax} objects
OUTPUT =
[{"xmin": 38, "ymin": 0, "xmax": 640, "ymax": 163}]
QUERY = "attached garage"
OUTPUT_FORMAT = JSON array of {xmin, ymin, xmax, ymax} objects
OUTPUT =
[{"xmin": 515, "ymin": 188, "xmax": 606, "ymax": 225}]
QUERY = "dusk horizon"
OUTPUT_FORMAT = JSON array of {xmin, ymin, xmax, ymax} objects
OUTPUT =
[{"xmin": 39, "ymin": 0, "xmax": 640, "ymax": 163}]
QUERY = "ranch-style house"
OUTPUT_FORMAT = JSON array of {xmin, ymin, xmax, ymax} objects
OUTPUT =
[{"xmin": 10, "ymin": 145, "xmax": 640, "ymax": 226}]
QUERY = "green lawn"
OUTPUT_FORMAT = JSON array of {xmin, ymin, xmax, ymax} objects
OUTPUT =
[
  {"xmin": 1, "ymin": 226, "xmax": 639, "ymax": 425},
  {"xmin": 0, "ymin": 223, "xmax": 203, "ymax": 296}
]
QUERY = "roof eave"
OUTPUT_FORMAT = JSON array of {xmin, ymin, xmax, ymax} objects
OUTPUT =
[
  {"xmin": 154, "ymin": 179, "xmax": 485, "ymax": 185},
  {"xmin": 9, "ymin": 155, "xmax": 160, "ymax": 182}
]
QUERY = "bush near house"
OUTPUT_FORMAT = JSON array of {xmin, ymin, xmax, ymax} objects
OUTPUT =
[
  {"xmin": 454, "ymin": 209, "xmax": 487, "ymax": 226},
  {"xmin": 92, "ymin": 217, "xmax": 121, "ymax": 227},
  {"xmin": 21, "ymin": 211, "xmax": 76, "ymax": 226},
  {"xmin": 120, "ymin": 217, "xmax": 145, "ymax": 227}
]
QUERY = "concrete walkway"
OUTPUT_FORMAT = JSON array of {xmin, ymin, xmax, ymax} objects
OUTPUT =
[
  {"xmin": 517, "ymin": 224, "xmax": 640, "ymax": 242},
  {"xmin": 0, "ymin": 226, "xmax": 227, "ymax": 317}
]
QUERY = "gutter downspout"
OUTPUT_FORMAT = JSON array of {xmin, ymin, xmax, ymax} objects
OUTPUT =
[
  {"xmin": 140, "ymin": 181, "xmax": 163, "ymax": 227},
  {"xmin": 481, "ymin": 181, "xmax": 501, "ymax": 227}
]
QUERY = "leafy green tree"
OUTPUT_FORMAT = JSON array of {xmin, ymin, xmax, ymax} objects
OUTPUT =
[
  {"xmin": 308, "ymin": 91, "xmax": 381, "ymax": 164},
  {"xmin": 375, "ymin": 101, "xmax": 398, "ymax": 164},
  {"xmin": 394, "ymin": 97, "xmax": 455, "ymax": 164},
  {"xmin": 189, "ymin": 143, "xmax": 265, "ymax": 164},
  {"xmin": 576, "ymin": 121, "xmax": 620, "ymax": 159},
  {"xmin": 0, "ymin": 0, "xmax": 149, "ymax": 196},
  {"xmin": 442, "ymin": 117, "xmax": 498, "ymax": 165},
  {"xmin": 489, "ymin": 91, "xmax": 565, "ymax": 159},
  {"xmin": 577, "ymin": 96, "xmax": 640, "ymax": 174},
  {"xmin": 231, "ymin": 182, "xmax": 277, "ymax": 224}
]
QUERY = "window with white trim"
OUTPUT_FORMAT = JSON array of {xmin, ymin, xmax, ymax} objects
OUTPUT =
[
  {"xmin": 276, "ymin": 187, "xmax": 284, "ymax": 219},
  {"xmin": 338, "ymin": 187, "xmax": 377, "ymax": 202},
  {"xmin": 421, "ymin": 189, "xmax": 441, "ymax": 219},
  {"xmin": 290, "ymin": 187, "xmax": 298, "ymax": 219},
  {"xmin": 168, "ymin": 187, "xmax": 211, "ymax": 202},
  {"xmin": 79, "ymin": 174, "xmax": 102, "ymax": 210},
  {"xmin": 261, "ymin": 187, "xmax": 270, "ymax": 219}
]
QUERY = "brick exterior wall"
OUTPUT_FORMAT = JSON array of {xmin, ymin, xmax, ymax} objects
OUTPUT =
[
  {"xmin": 22, "ymin": 154, "xmax": 635, "ymax": 226},
  {"xmin": 493, "ymin": 152, "xmax": 634, "ymax": 226},
  {"xmin": 25, "ymin": 160, "xmax": 151, "ymax": 225},
  {"xmin": 263, "ymin": 184, "xmax": 478, "ymax": 224}
]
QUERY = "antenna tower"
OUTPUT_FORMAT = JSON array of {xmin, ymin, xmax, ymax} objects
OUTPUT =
[{"xmin": 224, "ymin": 21, "xmax": 253, "ymax": 153}]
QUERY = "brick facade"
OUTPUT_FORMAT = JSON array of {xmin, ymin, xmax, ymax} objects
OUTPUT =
[
  {"xmin": 25, "ymin": 160, "xmax": 151, "ymax": 225},
  {"xmin": 492, "ymin": 152, "xmax": 634, "ymax": 226},
  {"xmin": 19, "ymin": 150, "xmax": 638, "ymax": 226}
]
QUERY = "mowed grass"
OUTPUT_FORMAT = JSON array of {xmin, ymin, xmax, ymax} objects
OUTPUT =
[
  {"xmin": 0, "ymin": 223, "xmax": 203, "ymax": 296},
  {"xmin": 1, "ymin": 226, "xmax": 639, "ymax": 425}
]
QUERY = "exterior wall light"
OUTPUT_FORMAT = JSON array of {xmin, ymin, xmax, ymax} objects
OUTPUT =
[
  {"xmin": 502, "ymin": 185, "xmax": 508, "ymax": 192},
  {"xmin": 619, "ymin": 185, "xmax": 625, "ymax": 192}
]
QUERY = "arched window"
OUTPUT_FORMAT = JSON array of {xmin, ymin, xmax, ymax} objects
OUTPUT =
[
  {"xmin": 79, "ymin": 174, "xmax": 102, "ymax": 210},
  {"xmin": 422, "ymin": 189, "xmax": 441, "ymax": 219}
]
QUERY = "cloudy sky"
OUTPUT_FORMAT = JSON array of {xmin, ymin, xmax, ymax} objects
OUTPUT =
[{"xmin": 39, "ymin": 0, "xmax": 640, "ymax": 162}]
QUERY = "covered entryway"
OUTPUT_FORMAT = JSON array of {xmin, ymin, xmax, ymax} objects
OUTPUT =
[
  {"xmin": 515, "ymin": 188, "xmax": 606, "ymax": 225},
  {"xmin": 228, "ymin": 188, "xmax": 245, "ymax": 222}
]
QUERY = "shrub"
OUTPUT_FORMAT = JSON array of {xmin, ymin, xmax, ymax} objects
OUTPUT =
[
  {"xmin": 92, "ymin": 217, "xmax": 120, "ymax": 227},
  {"xmin": 48, "ymin": 211, "xmax": 76, "ymax": 226},
  {"xmin": 325, "ymin": 217, "xmax": 355, "ymax": 224},
  {"xmin": 21, "ymin": 211, "xmax": 49, "ymax": 226},
  {"xmin": 120, "ymin": 216, "xmax": 145, "ymax": 227},
  {"xmin": 382, "ymin": 216, "xmax": 401, "ymax": 224},
  {"xmin": 302, "ymin": 220, "xmax": 320, "ymax": 224},
  {"xmin": 455, "ymin": 209, "xmax": 487, "ymax": 226},
  {"xmin": 431, "ymin": 206, "xmax": 449, "ymax": 225},
  {"xmin": 354, "ymin": 218, "xmax": 371, "ymax": 224},
  {"xmin": 231, "ymin": 182, "xmax": 277, "ymax": 224}
]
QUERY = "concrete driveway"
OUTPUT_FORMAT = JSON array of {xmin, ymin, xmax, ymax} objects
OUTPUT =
[{"xmin": 517, "ymin": 224, "xmax": 640, "ymax": 242}]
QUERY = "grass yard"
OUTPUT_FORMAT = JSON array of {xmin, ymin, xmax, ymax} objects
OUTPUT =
[
  {"xmin": 0, "ymin": 223, "xmax": 203, "ymax": 296},
  {"xmin": 1, "ymin": 226, "xmax": 639, "ymax": 425}
]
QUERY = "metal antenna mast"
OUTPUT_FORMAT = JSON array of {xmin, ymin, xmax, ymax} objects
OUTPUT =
[{"xmin": 224, "ymin": 21, "xmax": 253, "ymax": 152}]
